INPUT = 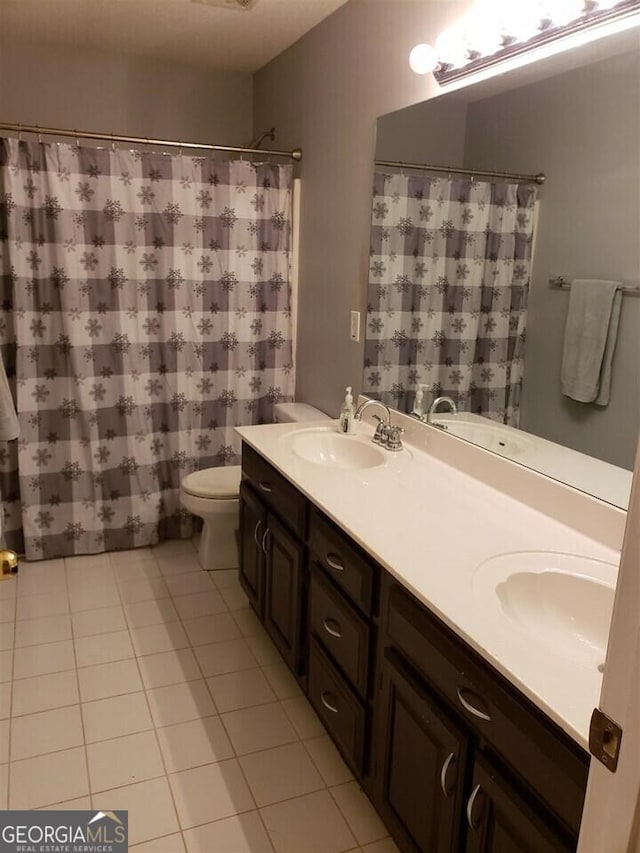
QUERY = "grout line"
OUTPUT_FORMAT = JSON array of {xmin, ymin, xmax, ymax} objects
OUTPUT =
[{"xmin": 4, "ymin": 580, "xmax": 17, "ymax": 809}]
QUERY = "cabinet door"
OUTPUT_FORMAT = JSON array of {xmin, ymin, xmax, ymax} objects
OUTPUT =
[
  {"xmin": 374, "ymin": 648, "xmax": 469, "ymax": 853},
  {"xmin": 264, "ymin": 513, "xmax": 305, "ymax": 673},
  {"xmin": 238, "ymin": 481, "xmax": 266, "ymax": 618},
  {"xmin": 464, "ymin": 755, "xmax": 574, "ymax": 853}
]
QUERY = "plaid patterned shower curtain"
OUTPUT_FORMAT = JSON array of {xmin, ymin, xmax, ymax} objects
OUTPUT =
[
  {"xmin": 364, "ymin": 172, "xmax": 538, "ymax": 425},
  {"xmin": 0, "ymin": 138, "xmax": 294, "ymax": 560}
]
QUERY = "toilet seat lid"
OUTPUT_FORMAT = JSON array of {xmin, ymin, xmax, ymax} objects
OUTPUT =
[{"xmin": 182, "ymin": 466, "xmax": 241, "ymax": 499}]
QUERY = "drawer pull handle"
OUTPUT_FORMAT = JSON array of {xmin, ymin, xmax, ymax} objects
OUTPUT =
[
  {"xmin": 323, "ymin": 618, "xmax": 342, "ymax": 639},
  {"xmin": 456, "ymin": 687, "xmax": 491, "ymax": 722},
  {"xmin": 325, "ymin": 553, "xmax": 345, "ymax": 572},
  {"xmin": 440, "ymin": 752, "xmax": 456, "ymax": 798},
  {"xmin": 253, "ymin": 519, "xmax": 263, "ymax": 549},
  {"xmin": 320, "ymin": 691, "xmax": 339, "ymax": 714},
  {"xmin": 261, "ymin": 527, "xmax": 271, "ymax": 555},
  {"xmin": 259, "ymin": 481, "xmax": 273, "ymax": 493},
  {"xmin": 466, "ymin": 784, "xmax": 482, "ymax": 831}
]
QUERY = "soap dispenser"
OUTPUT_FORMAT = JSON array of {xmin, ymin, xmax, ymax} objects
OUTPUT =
[
  {"xmin": 412, "ymin": 384, "xmax": 429, "ymax": 420},
  {"xmin": 339, "ymin": 386, "xmax": 355, "ymax": 434}
]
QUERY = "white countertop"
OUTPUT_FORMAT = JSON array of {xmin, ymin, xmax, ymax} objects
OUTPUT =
[{"xmin": 236, "ymin": 418, "xmax": 621, "ymax": 750}]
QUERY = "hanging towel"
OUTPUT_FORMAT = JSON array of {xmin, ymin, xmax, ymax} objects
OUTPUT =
[
  {"xmin": 560, "ymin": 279, "xmax": 622, "ymax": 406},
  {"xmin": 0, "ymin": 352, "xmax": 19, "ymax": 440}
]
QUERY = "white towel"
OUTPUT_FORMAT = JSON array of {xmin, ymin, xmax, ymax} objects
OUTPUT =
[
  {"xmin": 0, "ymin": 351, "xmax": 19, "ymax": 440},
  {"xmin": 560, "ymin": 279, "xmax": 622, "ymax": 406}
]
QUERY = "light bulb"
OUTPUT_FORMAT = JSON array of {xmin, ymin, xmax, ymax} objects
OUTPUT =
[
  {"xmin": 592, "ymin": 0, "xmax": 623, "ymax": 8},
  {"xmin": 463, "ymin": 10, "xmax": 503, "ymax": 56},
  {"xmin": 408, "ymin": 43, "xmax": 439, "ymax": 74},
  {"xmin": 543, "ymin": 0, "xmax": 587, "ymax": 26},
  {"xmin": 499, "ymin": 0, "xmax": 546, "ymax": 42},
  {"xmin": 435, "ymin": 26, "xmax": 469, "ymax": 68}
]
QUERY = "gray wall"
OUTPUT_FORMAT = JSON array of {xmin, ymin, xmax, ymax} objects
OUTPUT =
[
  {"xmin": 464, "ymin": 51, "xmax": 640, "ymax": 469},
  {"xmin": 376, "ymin": 96, "xmax": 467, "ymax": 164},
  {"xmin": 254, "ymin": 0, "xmax": 471, "ymax": 417},
  {"xmin": 0, "ymin": 40, "xmax": 253, "ymax": 145}
]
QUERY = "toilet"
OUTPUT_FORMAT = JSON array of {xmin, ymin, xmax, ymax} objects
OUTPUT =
[{"xmin": 180, "ymin": 401, "xmax": 328, "ymax": 571}]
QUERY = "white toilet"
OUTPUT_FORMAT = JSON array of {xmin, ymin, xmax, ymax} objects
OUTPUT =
[{"xmin": 180, "ymin": 402, "xmax": 328, "ymax": 571}]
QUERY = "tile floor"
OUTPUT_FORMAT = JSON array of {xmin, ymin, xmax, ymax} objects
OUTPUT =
[{"xmin": 0, "ymin": 539, "xmax": 399, "ymax": 853}]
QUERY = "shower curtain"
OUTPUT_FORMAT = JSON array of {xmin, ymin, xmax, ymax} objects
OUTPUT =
[
  {"xmin": 0, "ymin": 138, "xmax": 294, "ymax": 559},
  {"xmin": 364, "ymin": 172, "xmax": 538, "ymax": 425}
]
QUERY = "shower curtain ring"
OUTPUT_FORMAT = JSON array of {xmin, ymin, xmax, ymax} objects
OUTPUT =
[
  {"xmin": 17, "ymin": 123, "xmax": 22, "ymax": 142},
  {"xmin": 38, "ymin": 129, "xmax": 42, "ymax": 143},
  {"xmin": 111, "ymin": 138, "xmax": 116, "ymax": 152},
  {"xmin": 74, "ymin": 131, "xmax": 80, "ymax": 149}
]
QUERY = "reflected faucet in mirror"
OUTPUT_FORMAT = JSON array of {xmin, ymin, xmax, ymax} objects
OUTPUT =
[{"xmin": 426, "ymin": 396, "xmax": 458, "ymax": 426}]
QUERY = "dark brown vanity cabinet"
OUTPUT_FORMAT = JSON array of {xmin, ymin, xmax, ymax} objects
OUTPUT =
[{"xmin": 238, "ymin": 443, "xmax": 589, "ymax": 853}]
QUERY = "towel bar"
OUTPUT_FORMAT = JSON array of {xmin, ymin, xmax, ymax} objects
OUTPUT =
[{"xmin": 549, "ymin": 276, "xmax": 640, "ymax": 296}]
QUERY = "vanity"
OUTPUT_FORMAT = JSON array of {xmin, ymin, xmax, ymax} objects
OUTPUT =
[{"xmin": 236, "ymin": 412, "xmax": 621, "ymax": 853}]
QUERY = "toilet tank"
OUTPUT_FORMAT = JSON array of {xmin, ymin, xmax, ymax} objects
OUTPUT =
[{"xmin": 273, "ymin": 402, "xmax": 329, "ymax": 423}]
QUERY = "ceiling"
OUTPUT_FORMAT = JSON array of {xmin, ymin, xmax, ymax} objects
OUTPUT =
[{"xmin": 0, "ymin": 0, "xmax": 350, "ymax": 72}]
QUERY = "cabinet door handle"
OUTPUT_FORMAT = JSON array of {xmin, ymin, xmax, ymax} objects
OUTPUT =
[
  {"xmin": 259, "ymin": 481, "xmax": 272, "ymax": 493},
  {"xmin": 253, "ymin": 519, "xmax": 263, "ymax": 549},
  {"xmin": 440, "ymin": 751, "xmax": 456, "ymax": 798},
  {"xmin": 320, "ymin": 691, "xmax": 339, "ymax": 714},
  {"xmin": 261, "ymin": 527, "xmax": 270, "ymax": 555},
  {"xmin": 325, "ymin": 552, "xmax": 344, "ymax": 572},
  {"xmin": 466, "ymin": 784, "xmax": 483, "ymax": 831},
  {"xmin": 323, "ymin": 618, "xmax": 342, "ymax": 639},
  {"xmin": 456, "ymin": 687, "xmax": 491, "ymax": 722}
]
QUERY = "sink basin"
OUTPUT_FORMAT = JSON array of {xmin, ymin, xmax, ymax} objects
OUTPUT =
[
  {"xmin": 285, "ymin": 428, "xmax": 386, "ymax": 470},
  {"xmin": 473, "ymin": 552, "xmax": 617, "ymax": 670},
  {"xmin": 432, "ymin": 417, "xmax": 531, "ymax": 458}
]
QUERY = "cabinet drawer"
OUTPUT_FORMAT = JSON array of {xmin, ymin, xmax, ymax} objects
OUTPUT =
[
  {"xmin": 309, "ymin": 566, "xmax": 370, "ymax": 698},
  {"xmin": 386, "ymin": 582, "xmax": 588, "ymax": 837},
  {"xmin": 309, "ymin": 510, "xmax": 376, "ymax": 616},
  {"xmin": 242, "ymin": 443, "xmax": 307, "ymax": 538},
  {"xmin": 308, "ymin": 637, "xmax": 365, "ymax": 777}
]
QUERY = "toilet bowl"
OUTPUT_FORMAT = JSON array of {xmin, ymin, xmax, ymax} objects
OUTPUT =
[{"xmin": 180, "ymin": 402, "xmax": 328, "ymax": 571}]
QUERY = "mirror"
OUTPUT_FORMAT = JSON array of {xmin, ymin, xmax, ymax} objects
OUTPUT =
[{"xmin": 364, "ymin": 34, "xmax": 640, "ymax": 509}]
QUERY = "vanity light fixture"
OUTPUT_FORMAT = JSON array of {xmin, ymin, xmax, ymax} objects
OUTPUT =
[{"xmin": 410, "ymin": 0, "xmax": 640, "ymax": 85}]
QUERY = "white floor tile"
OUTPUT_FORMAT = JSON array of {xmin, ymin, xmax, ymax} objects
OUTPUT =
[
  {"xmin": 209, "ymin": 569, "xmax": 242, "ymax": 590},
  {"xmin": 146, "ymin": 680, "xmax": 216, "ymax": 728},
  {"xmin": 0, "ymin": 623, "xmax": 13, "ymax": 651},
  {"xmin": 137, "ymin": 648, "xmax": 201, "ymax": 689},
  {"xmin": 0, "ymin": 598, "xmax": 16, "ymax": 623},
  {"xmin": 156, "ymin": 554, "xmax": 203, "ymax": 577},
  {"xmin": 164, "ymin": 572, "xmax": 214, "ymax": 598},
  {"xmin": 182, "ymin": 811, "xmax": 274, "ymax": 853},
  {"xmin": 118, "ymin": 577, "xmax": 170, "ymax": 605},
  {"xmin": 38, "ymin": 796, "xmax": 93, "ymax": 811},
  {"xmin": 0, "ymin": 649, "xmax": 12, "ymax": 682},
  {"xmin": 303, "ymin": 735, "xmax": 354, "ymax": 787},
  {"xmin": 239, "ymin": 742, "xmax": 325, "ymax": 807},
  {"xmin": 17, "ymin": 569, "xmax": 67, "ymax": 599},
  {"xmin": 169, "ymin": 758, "xmax": 255, "ymax": 830},
  {"xmin": 130, "ymin": 833, "xmax": 186, "ymax": 852},
  {"xmin": 330, "ymin": 782, "xmax": 388, "ymax": 846},
  {"xmin": 112, "ymin": 561, "xmax": 162, "ymax": 583},
  {"xmin": 171, "ymin": 590, "xmax": 228, "ymax": 621},
  {"xmin": 156, "ymin": 716, "xmax": 233, "ymax": 773},
  {"xmin": 71, "ymin": 605, "xmax": 127, "ymax": 638},
  {"xmin": 260, "ymin": 790, "xmax": 356, "ymax": 853},
  {"xmin": 361, "ymin": 838, "xmax": 400, "ymax": 853},
  {"xmin": 182, "ymin": 612, "xmax": 242, "ymax": 647},
  {"xmin": 68, "ymin": 581, "xmax": 121, "ymax": 613},
  {"xmin": 262, "ymin": 663, "xmax": 303, "ymax": 700},
  {"xmin": 65, "ymin": 553, "xmax": 112, "ymax": 573},
  {"xmin": 124, "ymin": 598, "xmax": 179, "ymax": 629},
  {"xmin": 10, "ymin": 704, "xmax": 84, "ymax": 760},
  {"xmin": 82, "ymin": 692, "xmax": 153, "ymax": 743},
  {"xmin": 87, "ymin": 730, "xmax": 165, "ymax": 792},
  {"xmin": 14, "ymin": 613, "xmax": 72, "ymax": 648},
  {"xmin": 130, "ymin": 621, "xmax": 189, "ymax": 656},
  {"xmin": 12, "ymin": 669, "xmax": 79, "ymax": 716},
  {"xmin": 93, "ymin": 777, "xmax": 179, "ymax": 846},
  {"xmin": 0, "ymin": 688, "xmax": 10, "ymax": 719},
  {"xmin": 0, "ymin": 763, "xmax": 7, "ymax": 809},
  {"xmin": 78, "ymin": 658, "xmax": 144, "ymax": 702},
  {"xmin": 0, "ymin": 578, "xmax": 17, "ymax": 600},
  {"xmin": 232, "ymin": 608, "xmax": 265, "ymax": 638},
  {"xmin": 0, "ymin": 718, "xmax": 8, "ymax": 763},
  {"xmin": 282, "ymin": 696, "xmax": 325, "ymax": 740},
  {"xmin": 9, "ymin": 746, "xmax": 89, "ymax": 809},
  {"xmin": 221, "ymin": 702, "xmax": 298, "ymax": 756},
  {"xmin": 13, "ymin": 639, "xmax": 75, "ymax": 680},
  {"xmin": 207, "ymin": 668, "xmax": 276, "ymax": 713},
  {"xmin": 152, "ymin": 540, "xmax": 196, "ymax": 558},
  {"xmin": 246, "ymin": 633, "xmax": 284, "ymax": 667},
  {"xmin": 194, "ymin": 638, "xmax": 258, "ymax": 678},
  {"xmin": 75, "ymin": 630, "xmax": 134, "ymax": 668},
  {"xmin": 220, "ymin": 585, "xmax": 250, "ymax": 612},
  {"xmin": 16, "ymin": 592, "xmax": 69, "ymax": 621}
]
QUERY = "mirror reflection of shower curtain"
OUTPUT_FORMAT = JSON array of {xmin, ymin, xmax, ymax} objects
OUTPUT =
[
  {"xmin": 0, "ymin": 137, "xmax": 294, "ymax": 560},
  {"xmin": 364, "ymin": 172, "xmax": 538, "ymax": 425}
]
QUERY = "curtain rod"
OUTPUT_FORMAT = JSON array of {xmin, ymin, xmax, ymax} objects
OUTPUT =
[
  {"xmin": 375, "ymin": 159, "xmax": 544, "ymax": 185},
  {"xmin": 0, "ymin": 122, "xmax": 302, "ymax": 162}
]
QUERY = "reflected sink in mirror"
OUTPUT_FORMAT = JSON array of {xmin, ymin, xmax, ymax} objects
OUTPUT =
[
  {"xmin": 430, "ymin": 415, "xmax": 533, "ymax": 458},
  {"xmin": 283, "ymin": 427, "xmax": 387, "ymax": 469},
  {"xmin": 473, "ymin": 552, "xmax": 618, "ymax": 670}
]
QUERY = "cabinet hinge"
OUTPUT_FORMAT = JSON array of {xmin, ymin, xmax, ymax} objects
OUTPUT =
[{"xmin": 589, "ymin": 707, "xmax": 622, "ymax": 773}]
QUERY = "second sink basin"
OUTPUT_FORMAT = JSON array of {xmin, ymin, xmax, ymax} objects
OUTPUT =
[
  {"xmin": 473, "ymin": 551, "xmax": 617, "ymax": 670},
  {"xmin": 285, "ymin": 428, "xmax": 386, "ymax": 470}
]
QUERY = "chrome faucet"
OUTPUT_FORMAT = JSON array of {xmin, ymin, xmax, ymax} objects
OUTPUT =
[
  {"xmin": 426, "ymin": 396, "xmax": 458, "ymax": 425},
  {"xmin": 354, "ymin": 399, "xmax": 404, "ymax": 450}
]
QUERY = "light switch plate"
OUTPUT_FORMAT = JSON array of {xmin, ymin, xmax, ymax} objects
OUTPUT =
[{"xmin": 350, "ymin": 310, "xmax": 360, "ymax": 342}]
